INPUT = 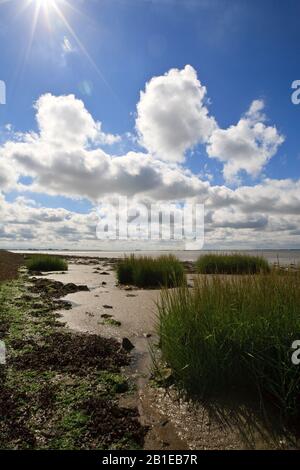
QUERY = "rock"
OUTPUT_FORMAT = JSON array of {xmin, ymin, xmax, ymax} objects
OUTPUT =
[
  {"xmin": 101, "ymin": 313, "xmax": 113, "ymax": 319},
  {"xmin": 101, "ymin": 281, "xmax": 107, "ymax": 286},
  {"xmin": 121, "ymin": 337, "xmax": 134, "ymax": 352},
  {"xmin": 103, "ymin": 304, "xmax": 113, "ymax": 309},
  {"xmin": 54, "ymin": 300, "xmax": 72, "ymax": 310},
  {"xmin": 64, "ymin": 283, "xmax": 89, "ymax": 294},
  {"xmin": 115, "ymin": 380, "xmax": 129, "ymax": 393},
  {"xmin": 29, "ymin": 278, "xmax": 89, "ymax": 299},
  {"xmin": 126, "ymin": 294, "xmax": 137, "ymax": 298},
  {"xmin": 100, "ymin": 271, "xmax": 110, "ymax": 275},
  {"xmin": 160, "ymin": 419, "xmax": 169, "ymax": 427},
  {"xmin": 157, "ymin": 367, "xmax": 174, "ymax": 386},
  {"xmin": 143, "ymin": 333, "xmax": 152, "ymax": 338},
  {"xmin": 78, "ymin": 285, "xmax": 89, "ymax": 291}
]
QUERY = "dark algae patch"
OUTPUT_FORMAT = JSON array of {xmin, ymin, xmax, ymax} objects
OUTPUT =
[
  {"xmin": 11, "ymin": 332, "xmax": 128, "ymax": 372},
  {"xmin": 0, "ymin": 276, "xmax": 146, "ymax": 449},
  {"xmin": 29, "ymin": 277, "xmax": 89, "ymax": 298}
]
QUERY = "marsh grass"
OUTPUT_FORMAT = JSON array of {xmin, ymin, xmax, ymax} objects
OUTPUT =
[
  {"xmin": 196, "ymin": 253, "xmax": 270, "ymax": 274},
  {"xmin": 117, "ymin": 255, "xmax": 185, "ymax": 288},
  {"xmin": 26, "ymin": 255, "xmax": 68, "ymax": 272},
  {"xmin": 158, "ymin": 271, "xmax": 300, "ymax": 422}
]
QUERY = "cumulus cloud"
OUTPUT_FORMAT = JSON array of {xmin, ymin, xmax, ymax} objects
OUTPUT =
[
  {"xmin": 0, "ymin": 157, "xmax": 18, "ymax": 191},
  {"xmin": 136, "ymin": 65, "xmax": 216, "ymax": 162},
  {"xmin": 0, "ymin": 66, "xmax": 297, "ymax": 248},
  {"xmin": 206, "ymin": 99, "xmax": 284, "ymax": 183},
  {"xmin": 35, "ymin": 93, "xmax": 120, "ymax": 149},
  {"xmin": 5, "ymin": 143, "xmax": 208, "ymax": 201},
  {"xmin": 1, "ymin": 176, "xmax": 300, "ymax": 249},
  {"xmin": 0, "ymin": 92, "xmax": 209, "ymax": 201},
  {"xmin": 0, "ymin": 195, "xmax": 98, "ymax": 246}
]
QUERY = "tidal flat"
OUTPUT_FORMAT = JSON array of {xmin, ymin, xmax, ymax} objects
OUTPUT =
[{"xmin": 1, "ymin": 251, "xmax": 300, "ymax": 450}]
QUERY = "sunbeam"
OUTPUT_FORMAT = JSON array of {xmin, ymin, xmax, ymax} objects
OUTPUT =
[
  {"xmin": 52, "ymin": 1, "xmax": 117, "ymax": 99},
  {"xmin": 4, "ymin": 0, "xmax": 116, "ymax": 99}
]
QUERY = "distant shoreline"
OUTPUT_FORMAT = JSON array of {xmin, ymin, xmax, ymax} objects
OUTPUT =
[{"xmin": 9, "ymin": 249, "xmax": 300, "ymax": 266}]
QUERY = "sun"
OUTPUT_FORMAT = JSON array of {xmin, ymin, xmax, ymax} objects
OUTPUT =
[
  {"xmin": 26, "ymin": 0, "xmax": 64, "ymax": 20},
  {"xmin": 25, "ymin": 0, "xmax": 58, "ymax": 13},
  {"xmin": 34, "ymin": 0, "xmax": 58, "ymax": 8},
  {"xmin": 31, "ymin": 0, "xmax": 60, "ymax": 16},
  {"xmin": 3, "ymin": 0, "xmax": 114, "ymax": 96}
]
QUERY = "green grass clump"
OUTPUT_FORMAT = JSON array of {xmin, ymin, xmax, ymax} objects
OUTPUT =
[
  {"xmin": 158, "ymin": 272, "xmax": 300, "ymax": 421},
  {"xmin": 196, "ymin": 253, "xmax": 270, "ymax": 274},
  {"xmin": 26, "ymin": 255, "xmax": 68, "ymax": 272},
  {"xmin": 117, "ymin": 255, "xmax": 185, "ymax": 288}
]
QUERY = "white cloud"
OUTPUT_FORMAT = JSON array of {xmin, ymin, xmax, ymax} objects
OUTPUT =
[
  {"xmin": 0, "ymin": 67, "xmax": 297, "ymax": 249},
  {"xmin": 4, "ymin": 142, "xmax": 208, "ymax": 201},
  {"xmin": 0, "ymin": 195, "xmax": 98, "ymax": 246},
  {"xmin": 0, "ymin": 157, "xmax": 18, "ymax": 191},
  {"xmin": 136, "ymin": 65, "xmax": 217, "ymax": 162},
  {"xmin": 35, "ymin": 93, "xmax": 120, "ymax": 149},
  {"xmin": 206, "ymin": 99, "xmax": 284, "ymax": 183},
  {"xmin": 0, "ymin": 93, "xmax": 208, "ymax": 201},
  {"xmin": 1, "ymin": 176, "xmax": 300, "ymax": 249}
]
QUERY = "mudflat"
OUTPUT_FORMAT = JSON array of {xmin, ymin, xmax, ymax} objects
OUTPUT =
[{"xmin": 0, "ymin": 251, "xmax": 24, "ymax": 282}]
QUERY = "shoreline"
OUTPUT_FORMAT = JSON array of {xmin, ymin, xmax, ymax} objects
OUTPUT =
[
  {"xmin": 10, "ymin": 249, "xmax": 300, "ymax": 266},
  {"xmin": 0, "ymin": 252, "xmax": 299, "ymax": 449}
]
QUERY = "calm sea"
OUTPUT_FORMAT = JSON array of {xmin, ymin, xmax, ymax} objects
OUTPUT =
[{"xmin": 12, "ymin": 249, "xmax": 300, "ymax": 266}]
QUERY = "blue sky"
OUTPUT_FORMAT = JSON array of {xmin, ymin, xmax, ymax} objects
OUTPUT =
[{"xmin": 0, "ymin": 0, "xmax": 299, "ymax": 249}]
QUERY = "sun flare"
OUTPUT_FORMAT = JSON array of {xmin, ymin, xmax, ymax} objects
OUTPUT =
[
  {"xmin": 35, "ymin": 0, "xmax": 58, "ymax": 8},
  {"xmin": 3, "ymin": 0, "xmax": 113, "ymax": 96}
]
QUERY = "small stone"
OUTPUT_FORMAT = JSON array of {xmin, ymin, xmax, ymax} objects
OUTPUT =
[
  {"xmin": 78, "ymin": 285, "xmax": 89, "ymax": 291},
  {"xmin": 160, "ymin": 419, "xmax": 169, "ymax": 427},
  {"xmin": 143, "ymin": 333, "xmax": 152, "ymax": 338},
  {"xmin": 101, "ymin": 313, "xmax": 113, "ymax": 319},
  {"xmin": 103, "ymin": 304, "xmax": 113, "ymax": 309},
  {"xmin": 122, "ymin": 337, "xmax": 134, "ymax": 351}
]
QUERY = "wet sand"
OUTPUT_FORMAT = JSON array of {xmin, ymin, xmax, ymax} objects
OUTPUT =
[{"xmin": 39, "ymin": 259, "xmax": 292, "ymax": 450}]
